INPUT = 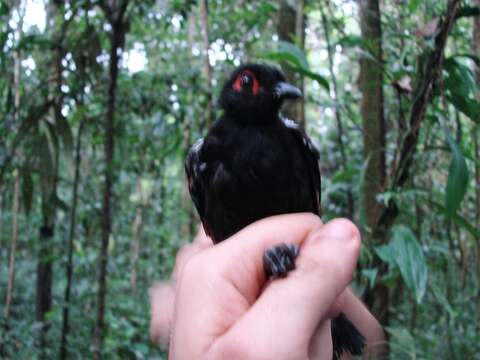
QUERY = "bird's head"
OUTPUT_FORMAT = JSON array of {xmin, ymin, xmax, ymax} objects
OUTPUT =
[{"xmin": 218, "ymin": 64, "xmax": 302, "ymax": 122}]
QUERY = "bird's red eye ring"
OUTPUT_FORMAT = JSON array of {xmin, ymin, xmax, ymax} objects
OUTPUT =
[{"xmin": 233, "ymin": 70, "xmax": 259, "ymax": 95}]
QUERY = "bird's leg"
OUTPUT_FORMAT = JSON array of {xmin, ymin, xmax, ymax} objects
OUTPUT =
[{"xmin": 263, "ymin": 243, "xmax": 300, "ymax": 278}]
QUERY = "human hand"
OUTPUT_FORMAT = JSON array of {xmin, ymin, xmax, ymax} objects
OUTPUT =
[
  {"xmin": 150, "ymin": 227, "xmax": 212, "ymax": 346},
  {"xmin": 168, "ymin": 213, "xmax": 361, "ymax": 359}
]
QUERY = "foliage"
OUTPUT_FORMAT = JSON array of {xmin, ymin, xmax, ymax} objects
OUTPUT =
[{"xmin": 0, "ymin": 0, "xmax": 479, "ymax": 358}]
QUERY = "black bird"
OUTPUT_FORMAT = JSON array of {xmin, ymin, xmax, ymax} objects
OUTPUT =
[{"xmin": 185, "ymin": 63, "xmax": 364, "ymax": 359}]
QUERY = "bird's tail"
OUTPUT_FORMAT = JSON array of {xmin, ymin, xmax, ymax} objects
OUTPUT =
[{"xmin": 331, "ymin": 312, "xmax": 366, "ymax": 360}]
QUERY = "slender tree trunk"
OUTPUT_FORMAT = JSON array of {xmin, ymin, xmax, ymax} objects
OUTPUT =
[
  {"xmin": 130, "ymin": 178, "xmax": 143, "ymax": 292},
  {"xmin": 277, "ymin": 0, "xmax": 304, "ymax": 126},
  {"xmin": 4, "ymin": 172, "xmax": 20, "ymax": 321},
  {"xmin": 59, "ymin": 119, "xmax": 85, "ymax": 360},
  {"xmin": 295, "ymin": 0, "xmax": 305, "ymax": 127},
  {"xmin": 3, "ymin": 0, "xmax": 24, "ymax": 324},
  {"xmin": 199, "ymin": 0, "xmax": 213, "ymax": 131},
  {"xmin": 182, "ymin": 13, "xmax": 197, "ymax": 239},
  {"xmin": 36, "ymin": 221, "xmax": 54, "ymax": 353},
  {"xmin": 359, "ymin": 0, "xmax": 386, "ymax": 234},
  {"xmin": 473, "ymin": 0, "xmax": 480, "ymax": 332},
  {"xmin": 93, "ymin": 2, "xmax": 128, "ymax": 354},
  {"xmin": 320, "ymin": 2, "xmax": 354, "ymax": 218},
  {"xmin": 358, "ymin": 0, "xmax": 388, "ymax": 325},
  {"xmin": 0, "ymin": 189, "xmax": 3, "ymax": 251},
  {"xmin": 37, "ymin": 5, "xmax": 63, "ymax": 351}
]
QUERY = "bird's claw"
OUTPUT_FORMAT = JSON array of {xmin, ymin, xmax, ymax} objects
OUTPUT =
[{"xmin": 263, "ymin": 243, "xmax": 300, "ymax": 278}]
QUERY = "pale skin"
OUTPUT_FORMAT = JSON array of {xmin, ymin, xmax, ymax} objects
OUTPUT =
[{"xmin": 150, "ymin": 214, "xmax": 386, "ymax": 359}]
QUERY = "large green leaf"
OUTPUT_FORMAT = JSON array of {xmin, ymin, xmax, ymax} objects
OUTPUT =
[
  {"xmin": 444, "ymin": 59, "xmax": 476, "ymax": 96},
  {"xmin": 444, "ymin": 58, "xmax": 479, "ymax": 121},
  {"xmin": 446, "ymin": 94, "xmax": 480, "ymax": 121},
  {"xmin": 391, "ymin": 225, "xmax": 428, "ymax": 303},
  {"xmin": 262, "ymin": 41, "xmax": 330, "ymax": 90},
  {"xmin": 452, "ymin": 53, "xmax": 480, "ymax": 67},
  {"xmin": 374, "ymin": 243, "xmax": 396, "ymax": 265},
  {"xmin": 445, "ymin": 134, "xmax": 469, "ymax": 218},
  {"xmin": 264, "ymin": 40, "xmax": 309, "ymax": 69},
  {"xmin": 376, "ymin": 225, "xmax": 428, "ymax": 303},
  {"xmin": 293, "ymin": 67, "xmax": 330, "ymax": 91}
]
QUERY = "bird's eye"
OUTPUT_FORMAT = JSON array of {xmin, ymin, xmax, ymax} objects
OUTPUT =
[
  {"xmin": 232, "ymin": 70, "xmax": 259, "ymax": 94},
  {"xmin": 240, "ymin": 73, "xmax": 252, "ymax": 87}
]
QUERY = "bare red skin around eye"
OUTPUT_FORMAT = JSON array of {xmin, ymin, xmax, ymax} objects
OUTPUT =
[{"xmin": 232, "ymin": 70, "xmax": 259, "ymax": 95}]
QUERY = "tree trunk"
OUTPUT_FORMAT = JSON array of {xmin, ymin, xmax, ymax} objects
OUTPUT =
[
  {"xmin": 31, "ymin": 1, "xmax": 62, "ymax": 354},
  {"xmin": 4, "ymin": 172, "xmax": 20, "ymax": 321},
  {"xmin": 37, "ymin": 4, "xmax": 63, "ymax": 350},
  {"xmin": 59, "ymin": 119, "xmax": 85, "ymax": 360},
  {"xmin": 365, "ymin": 0, "xmax": 461, "ymax": 326},
  {"xmin": 320, "ymin": 1, "xmax": 354, "ymax": 218},
  {"xmin": 358, "ymin": 0, "xmax": 388, "ymax": 325},
  {"xmin": 93, "ymin": 2, "xmax": 128, "ymax": 355},
  {"xmin": 473, "ymin": 0, "xmax": 480, "ymax": 333},
  {"xmin": 199, "ymin": 0, "xmax": 213, "ymax": 131},
  {"xmin": 130, "ymin": 178, "xmax": 143, "ymax": 292},
  {"xmin": 294, "ymin": 0, "xmax": 305, "ymax": 127},
  {"xmin": 359, "ymin": 0, "xmax": 386, "ymax": 234},
  {"xmin": 277, "ymin": 0, "xmax": 304, "ymax": 126},
  {"xmin": 36, "ymin": 222, "xmax": 54, "ymax": 352},
  {"xmin": 3, "ymin": 0, "xmax": 24, "ymax": 323}
]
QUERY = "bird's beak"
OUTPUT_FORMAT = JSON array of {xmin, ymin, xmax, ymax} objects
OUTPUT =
[{"xmin": 273, "ymin": 82, "xmax": 302, "ymax": 100}]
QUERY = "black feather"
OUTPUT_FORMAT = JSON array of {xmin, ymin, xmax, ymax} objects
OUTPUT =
[{"xmin": 185, "ymin": 63, "xmax": 364, "ymax": 359}]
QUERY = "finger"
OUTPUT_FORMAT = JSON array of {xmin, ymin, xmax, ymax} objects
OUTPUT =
[
  {"xmin": 170, "ymin": 213, "xmax": 322, "ymax": 357},
  {"xmin": 149, "ymin": 282, "xmax": 175, "ymax": 347},
  {"xmin": 203, "ymin": 213, "xmax": 323, "ymax": 303},
  {"xmin": 172, "ymin": 226, "xmax": 213, "ymax": 283},
  {"xmin": 214, "ymin": 218, "xmax": 361, "ymax": 357}
]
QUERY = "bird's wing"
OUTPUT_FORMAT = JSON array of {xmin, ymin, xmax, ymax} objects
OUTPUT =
[
  {"xmin": 281, "ymin": 117, "xmax": 321, "ymax": 215},
  {"xmin": 185, "ymin": 138, "xmax": 212, "ymax": 236}
]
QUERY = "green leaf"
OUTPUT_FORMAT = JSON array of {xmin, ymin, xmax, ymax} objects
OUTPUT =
[
  {"xmin": 444, "ymin": 59, "xmax": 476, "ymax": 96},
  {"xmin": 444, "ymin": 58, "xmax": 479, "ymax": 121},
  {"xmin": 431, "ymin": 284, "xmax": 456, "ymax": 318},
  {"xmin": 391, "ymin": 225, "xmax": 428, "ymax": 303},
  {"xmin": 408, "ymin": 0, "xmax": 422, "ymax": 13},
  {"xmin": 455, "ymin": 5, "xmax": 480, "ymax": 19},
  {"xmin": 0, "ymin": 1, "xmax": 9, "ymax": 17},
  {"xmin": 361, "ymin": 268, "xmax": 378, "ymax": 287},
  {"xmin": 262, "ymin": 41, "xmax": 329, "ymax": 90},
  {"xmin": 445, "ymin": 133, "xmax": 469, "ymax": 218},
  {"xmin": 446, "ymin": 94, "xmax": 480, "ymax": 121},
  {"xmin": 264, "ymin": 41, "xmax": 309, "ymax": 69},
  {"xmin": 428, "ymin": 199, "xmax": 480, "ymax": 238},
  {"xmin": 374, "ymin": 244, "xmax": 396, "ymax": 264},
  {"xmin": 331, "ymin": 167, "xmax": 358, "ymax": 183},
  {"xmin": 451, "ymin": 53, "xmax": 480, "ymax": 68},
  {"xmin": 337, "ymin": 35, "xmax": 364, "ymax": 48},
  {"xmin": 385, "ymin": 327, "xmax": 416, "ymax": 357},
  {"xmin": 292, "ymin": 66, "xmax": 330, "ymax": 91}
]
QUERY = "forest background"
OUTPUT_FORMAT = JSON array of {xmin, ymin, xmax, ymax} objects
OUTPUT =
[{"xmin": 0, "ymin": 0, "xmax": 479, "ymax": 358}]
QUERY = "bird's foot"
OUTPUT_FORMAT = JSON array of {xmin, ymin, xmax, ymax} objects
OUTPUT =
[{"xmin": 263, "ymin": 243, "xmax": 300, "ymax": 278}]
